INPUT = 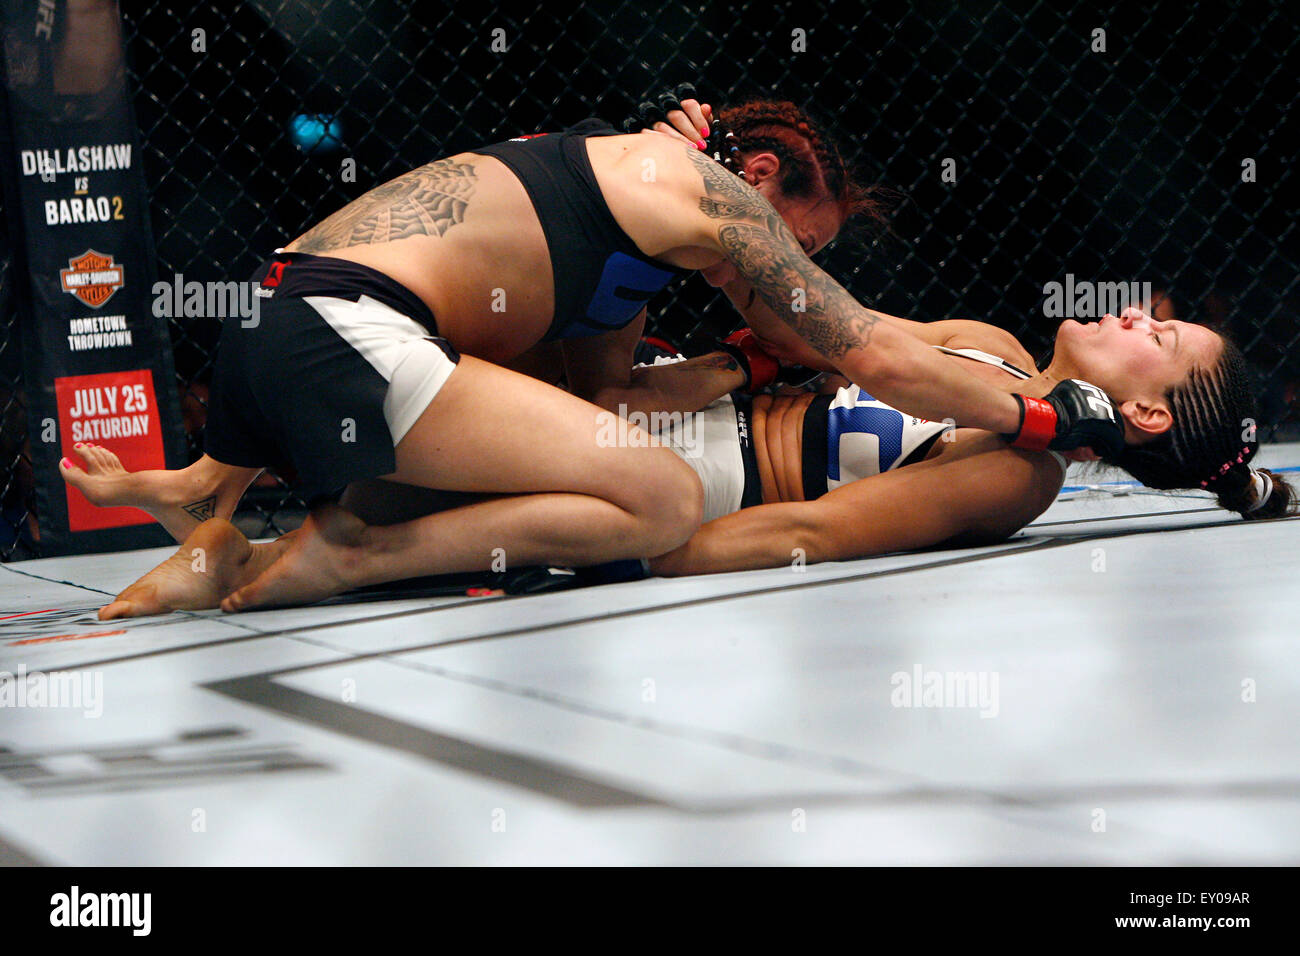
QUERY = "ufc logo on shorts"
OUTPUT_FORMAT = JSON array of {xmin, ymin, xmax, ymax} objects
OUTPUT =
[
  {"xmin": 263, "ymin": 261, "xmax": 287, "ymax": 287},
  {"xmin": 1072, "ymin": 380, "xmax": 1116, "ymax": 420}
]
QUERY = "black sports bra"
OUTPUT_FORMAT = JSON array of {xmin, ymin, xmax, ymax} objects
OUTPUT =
[{"xmin": 471, "ymin": 119, "xmax": 689, "ymax": 341}]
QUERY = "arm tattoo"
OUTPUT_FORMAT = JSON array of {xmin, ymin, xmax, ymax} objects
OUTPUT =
[
  {"xmin": 293, "ymin": 158, "xmax": 477, "ymax": 253},
  {"xmin": 685, "ymin": 147, "xmax": 877, "ymax": 360},
  {"xmin": 717, "ymin": 222, "xmax": 879, "ymax": 358}
]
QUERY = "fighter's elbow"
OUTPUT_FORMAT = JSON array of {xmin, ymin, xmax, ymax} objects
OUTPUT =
[
  {"xmin": 590, "ymin": 384, "xmax": 641, "ymax": 413},
  {"xmin": 851, "ymin": 321, "xmax": 929, "ymax": 389},
  {"xmin": 838, "ymin": 346, "xmax": 910, "ymax": 397},
  {"xmin": 787, "ymin": 509, "xmax": 856, "ymax": 564}
]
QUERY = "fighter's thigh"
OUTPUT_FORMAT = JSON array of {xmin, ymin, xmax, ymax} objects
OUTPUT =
[
  {"xmin": 388, "ymin": 355, "xmax": 700, "ymax": 506},
  {"xmin": 340, "ymin": 478, "xmax": 489, "ymax": 525}
]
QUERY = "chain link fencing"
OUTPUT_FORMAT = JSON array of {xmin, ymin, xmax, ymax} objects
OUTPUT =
[{"xmin": 2, "ymin": 0, "xmax": 1296, "ymax": 558}]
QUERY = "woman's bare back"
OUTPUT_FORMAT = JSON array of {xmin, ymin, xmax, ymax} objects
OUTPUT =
[{"xmin": 284, "ymin": 153, "xmax": 557, "ymax": 363}]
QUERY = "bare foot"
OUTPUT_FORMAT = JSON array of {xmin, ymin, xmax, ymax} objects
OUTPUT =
[
  {"xmin": 221, "ymin": 505, "xmax": 367, "ymax": 612},
  {"xmin": 61, "ymin": 443, "xmax": 140, "ymax": 507},
  {"xmin": 60, "ymin": 449, "xmax": 261, "ymax": 543},
  {"xmin": 99, "ymin": 519, "xmax": 294, "ymax": 619}
]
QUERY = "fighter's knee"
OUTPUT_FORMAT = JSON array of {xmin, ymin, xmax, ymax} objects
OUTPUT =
[
  {"xmin": 666, "ymin": 463, "xmax": 704, "ymax": 543},
  {"xmin": 628, "ymin": 453, "xmax": 703, "ymax": 552}
]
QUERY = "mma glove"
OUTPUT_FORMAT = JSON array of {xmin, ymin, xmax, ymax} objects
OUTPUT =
[
  {"xmin": 717, "ymin": 328, "xmax": 825, "ymax": 392},
  {"xmin": 1004, "ymin": 379, "xmax": 1125, "ymax": 458},
  {"xmin": 716, "ymin": 328, "xmax": 780, "ymax": 391}
]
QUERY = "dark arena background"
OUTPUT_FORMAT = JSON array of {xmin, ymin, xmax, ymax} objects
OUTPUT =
[
  {"xmin": 2, "ymin": 0, "xmax": 1300, "ymax": 887},
  {"xmin": 1, "ymin": 0, "xmax": 1296, "ymax": 555}
]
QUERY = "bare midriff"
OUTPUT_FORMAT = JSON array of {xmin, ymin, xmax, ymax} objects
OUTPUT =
[{"xmin": 752, "ymin": 355, "xmax": 1033, "ymax": 503}]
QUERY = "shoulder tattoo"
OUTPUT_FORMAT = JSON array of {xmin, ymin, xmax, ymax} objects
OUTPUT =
[{"xmin": 684, "ymin": 146, "xmax": 877, "ymax": 360}]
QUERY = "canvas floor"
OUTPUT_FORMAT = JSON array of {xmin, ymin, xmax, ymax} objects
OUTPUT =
[{"xmin": 2, "ymin": 446, "xmax": 1298, "ymax": 865}]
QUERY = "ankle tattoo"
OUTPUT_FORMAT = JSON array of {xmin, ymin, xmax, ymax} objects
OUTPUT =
[{"xmin": 183, "ymin": 496, "xmax": 217, "ymax": 522}]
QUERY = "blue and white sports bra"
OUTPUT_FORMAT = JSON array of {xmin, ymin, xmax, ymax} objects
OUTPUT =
[{"xmin": 801, "ymin": 345, "xmax": 1069, "ymax": 498}]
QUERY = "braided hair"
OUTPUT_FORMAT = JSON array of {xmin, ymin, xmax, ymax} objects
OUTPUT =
[
  {"xmin": 708, "ymin": 100, "xmax": 883, "ymax": 226},
  {"xmin": 1103, "ymin": 333, "xmax": 1295, "ymax": 520}
]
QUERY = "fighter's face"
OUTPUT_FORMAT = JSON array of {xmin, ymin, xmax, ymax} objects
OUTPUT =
[
  {"xmin": 1053, "ymin": 307, "xmax": 1224, "ymax": 443},
  {"xmin": 699, "ymin": 175, "xmax": 842, "ymax": 288}
]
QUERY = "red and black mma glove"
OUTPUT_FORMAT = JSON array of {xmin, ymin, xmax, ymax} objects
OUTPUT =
[
  {"xmin": 1004, "ymin": 379, "xmax": 1125, "ymax": 458},
  {"xmin": 717, "ymin": 328, "xmax": 780, "ymax": 391}
]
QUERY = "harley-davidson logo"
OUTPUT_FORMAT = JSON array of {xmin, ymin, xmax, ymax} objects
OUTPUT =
[{"xmin": 59, "ymin": 249, "xmax": 125, "ymax": 308}]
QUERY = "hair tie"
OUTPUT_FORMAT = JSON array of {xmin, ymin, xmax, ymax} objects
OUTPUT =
[
  {"xmin": 1245, "ymin": 469, "xmax": 1274, "ymax": 514},
  {"xmin": 707, "ymin": 125, "xmax": 744, "ymax": 180},
  {"xmin": 1202, "ymin": 447, "xmax": 1252, "ymax": 489}
]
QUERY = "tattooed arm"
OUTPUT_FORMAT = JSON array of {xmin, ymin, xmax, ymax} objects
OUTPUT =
[
  {"xmin": 718, "ymin": 275, "xmax": 1038, "ymax": 372},
  {"xmin": 679, "ymin": 147, "xmax": 1023, "ymax": 434},
  {"xmin": 288, "ymin": 158, "xmax": 477, "ymax": 253}
]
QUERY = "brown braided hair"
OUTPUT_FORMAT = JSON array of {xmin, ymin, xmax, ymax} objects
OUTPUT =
[
  {"xmin": 714, "ymin": 100, "xmax": 883, "ymax": 226},
  {"xmin": 1101, "ymin": 332, "xmax": 1296, "ymax": 520}
]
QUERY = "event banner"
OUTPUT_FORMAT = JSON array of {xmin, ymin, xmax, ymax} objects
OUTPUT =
[{"xmin": 0, "ymin": 0, "xmax": 186, "ymax": 555}]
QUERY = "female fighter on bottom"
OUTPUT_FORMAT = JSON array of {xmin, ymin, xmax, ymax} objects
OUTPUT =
[{"xmin": 639, "ymin": 303, "xmax": 1293, "ymax": 575}]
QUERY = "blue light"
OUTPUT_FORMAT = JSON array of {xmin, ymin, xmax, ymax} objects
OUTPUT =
[{"xmin": 289, "ymin": 113, "xmax": 344, "ymax": 154}]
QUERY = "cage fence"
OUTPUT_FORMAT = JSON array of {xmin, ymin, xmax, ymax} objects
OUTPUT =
[{"xmin": 2, "ymin": 0, "xmax": 1296, "ymax": 559}]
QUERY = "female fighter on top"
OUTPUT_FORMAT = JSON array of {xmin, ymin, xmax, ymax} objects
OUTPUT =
[{"xmin": 61, "ymin": 91, "xmax": 1122, "ymax": 615}]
